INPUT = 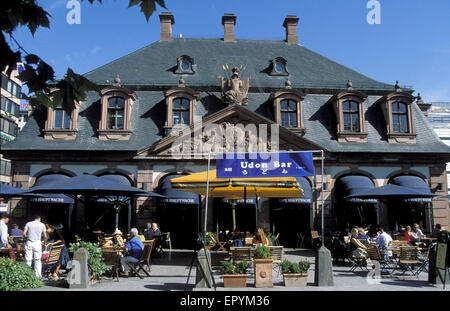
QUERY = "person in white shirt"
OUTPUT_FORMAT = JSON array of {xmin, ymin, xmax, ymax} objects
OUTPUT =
[
  {"xmin": 0, "ymin": 214, "xmax": 10, "ymax": 248},
  {"xmin": 412, "ymin": 223, "xmax": 425, "ymax": 239},
  {"xmin": 23, "ymin": 216, "xmax": 47, "ymax": 278},
  {"xmin": 375, "ymin": 227, "xmax": 393, "ymax": 259}
]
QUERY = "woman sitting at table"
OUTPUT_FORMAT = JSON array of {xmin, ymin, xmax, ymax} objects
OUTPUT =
[
  {"xmin": 405, "ymin": 225, "xmax": 418, "ymax": 246},
  {"xmin": 103, "ymin": 229, "xmax": 125, "ymax": 248},
  {"xmin": 252, "ymin": 232, "xmax": 263, "ymax": 247},
  {"xmin": 44, "ymin": 224, "xmax": 70, "ymax": 279},
  {"xmin": 350, "ymin": 228, "xmax": 369, "ymax": 265}
]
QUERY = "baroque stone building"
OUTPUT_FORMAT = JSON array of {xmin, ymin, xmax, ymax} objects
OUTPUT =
[{"xmin": 2, "ymin": 13, "xmax": 450, "ymax": 248}]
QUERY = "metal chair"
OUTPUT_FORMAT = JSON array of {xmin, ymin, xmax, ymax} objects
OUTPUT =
[{"xmin": 391, "ymin": 246, "xmax": 420, "ymax": 278}]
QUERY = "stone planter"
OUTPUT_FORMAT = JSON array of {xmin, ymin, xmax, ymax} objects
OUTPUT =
[
  {"xmin": 283, "ymin": 273, "xmax": 308, "ymax": 287},
  {"xmin": 254, "ymin": 259, "xmax": 273, "ymax": 288},
  {"xmin": 223, "ymin": 274, "xmax": 248, "ymax": 288}
]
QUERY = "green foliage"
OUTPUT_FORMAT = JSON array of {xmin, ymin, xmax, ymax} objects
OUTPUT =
[
  {"xmin": 298, "ymin": 261, "xmax": 310, "ymax": 274},
  {"xmin": 265, "ymin": 232, "xmax": 274, "ymax": 244},
  {"xmin": 236, "ymin": 260, "xmax": 248, "ymax": 275},
  {"xmin": 1, "ymin": 0, "xmax": 166, "ymax": 114},
  {"xmin": 281, "ymin": 259, "xmax": 310, "ymax": 274},
  {"xmin": 0, "ymin": 257, "xmax": 43, "ymax": 291},
  {"xmin": 221, "ymin": 260, "xmax": 248, "ymax": 275},
  {"xmin": 253, "ymin": 245, "xmax": 271, "ymax": 259},
  {"xmin": 69, "ymin": 241, "xmax": 107, "ymax": 278},
  {"xmin": 221, "ymin": 261, "xmax": 235, "ymax": 274},
  {"xmin": 205, "ymin": 232, "xmax": 217, "ymax": 245}
]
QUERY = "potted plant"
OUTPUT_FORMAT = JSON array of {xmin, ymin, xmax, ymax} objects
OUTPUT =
[
  {"xmin": 253, "ymin": 245, "xmax": 273, "ymax": 287},
  {"xmin": 205, "ymin": 232, "xmax": 216, "ymax": 250},
  {"xmin": 221, "ymin": 260, "xmax": 248, "ymax": 288},
  {"xmin": 281, "ymin": 259, "xmax": 310, "ymax": 287}
]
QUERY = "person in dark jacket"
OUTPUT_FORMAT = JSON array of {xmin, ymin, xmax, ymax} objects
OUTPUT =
[{"xmin": 144, "ymin": 223, "xmax": 161, "ymax": 240}]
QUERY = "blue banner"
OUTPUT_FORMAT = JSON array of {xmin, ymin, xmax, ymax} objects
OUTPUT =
[{"xmin": 216, "ymin": 152, "xmax": 315, "ymax": 178}]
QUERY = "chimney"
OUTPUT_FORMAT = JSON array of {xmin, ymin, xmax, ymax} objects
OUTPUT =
[
  {"xmin": 222, "ymin": 13, "xmax": 237, "ymax": 42},
  {"xmin": 159, "ymin": 12, "xmax": 174, "ymax": 41},
  {"xmin": 283, "ymin": 15, "xmax": 299, "ymax": 44}
]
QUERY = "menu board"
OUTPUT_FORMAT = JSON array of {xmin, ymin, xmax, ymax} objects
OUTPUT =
[{"xmin": 436, "ymin": 243, "xmax": 448, "ymax": 270}]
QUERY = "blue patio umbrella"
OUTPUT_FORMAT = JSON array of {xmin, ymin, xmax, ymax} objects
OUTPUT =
[
  {"xmin": 0, "ymin": 184, "xmax": 42, "ymax": 199},
  {"xmin": 344, "ymin": 184, "xmax": 436, "ymax": 200},
  {"xmin": 24, "ymin": 174, "xmax": 165, "ymax": 229}
]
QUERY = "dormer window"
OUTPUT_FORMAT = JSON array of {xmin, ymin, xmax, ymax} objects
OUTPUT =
[
  {"xmin": 44, "ymin": 94, "xmax": 79, "ymax": 140},
  {"xmin": 107, "ymin": 97, "xmax": 125, "ymax": 129},
  {"xmin": 280, "ymin": 99, "xmax": 298, "ymax": 127},
  {"xmin": 331, "ymin": 88, "xmax": 368, "ymax": 143},
  {"xmin": 270, "ymin": 89, "xmax": 305, "ymax": 134},
  {"xmin": 98, "ymin": 82, "xmax": 137, "ymax": 141},
  {"xmin": 164, "ymin": 86, "xmax": 200, "ymax": 134},
  {"xmin": 53, "ymin": 105, "xmax": 71, "ymax": 129},
  {"xmin": 343, "ymin": 100, "xmax": 360, "ymax": 132},
  {"xmin": 175, "ymin": 55, "xmax": 195, "ymax": 74},
  {"xmin": 172, "ymin": 97, "xmax": 190, "ymax": 125},
  {"xmin": 270, "ymin": 57, "xmax": 288, "ymax": 76},
  {"xmin": 377, "ymin": 86, "xmax": 416, "ymax": 144},
  {"xmin": 391, "ymin": 101, "xmax": 409, "ymax": 133}
]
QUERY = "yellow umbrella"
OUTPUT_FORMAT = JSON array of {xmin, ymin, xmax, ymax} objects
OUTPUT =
[{"xmin": 170, "ymin": 170, "xmax": 304, "ymax": 199}]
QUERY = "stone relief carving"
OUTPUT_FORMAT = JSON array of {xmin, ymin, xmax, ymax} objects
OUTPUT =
[{"xmin": 220, "ymin": 66, "xmax": 250, "ymax": 106}]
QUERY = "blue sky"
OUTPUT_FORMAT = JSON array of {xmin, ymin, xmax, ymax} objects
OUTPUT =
[{"xmin": 10, "ymin": 0, "xmax": 450, "ymax": 102}]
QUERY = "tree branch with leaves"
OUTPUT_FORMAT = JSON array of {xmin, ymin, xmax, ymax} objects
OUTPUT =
[{"xmin": 0, "ymin": 0, "xmax": 166, "ymax": 114}]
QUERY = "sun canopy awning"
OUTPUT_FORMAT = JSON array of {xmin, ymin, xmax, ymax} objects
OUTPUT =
[
  {"xmin": 390, "ymin": 175, "xmax": 434, "ymax": 203},
  {"xmin": 335, "ymin": 175, "xmax": 378, "ymax": 204},
  {"xmin": 170, "ymin": 170, "xmax": 304, "ymax": 199},
  {"xmin": 159, "ymin": 175, "xmax": 199, "ymax": 205},
  {"xmin": 344, "ymin": 184, "xmax": 436, "ymax": 201},
  {"xmin": 28, "ymin": 174, "xmax": 74, "ymax": 204},
  {"xmin": 277, "ymin": 177, "xmax": 313, "ymax": 204}
]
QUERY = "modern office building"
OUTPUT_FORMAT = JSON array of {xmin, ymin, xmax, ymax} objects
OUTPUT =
[
  {"xmin": 427, "ymin": 102, "xmax": 450, "ymax": 194},
  {"xmin": 2, "ymin": 13, "xmax": 450, "ymax": 248},
  {"xmin": 1, "ymin": 65, "xmax": 22, "ymax": 186}
]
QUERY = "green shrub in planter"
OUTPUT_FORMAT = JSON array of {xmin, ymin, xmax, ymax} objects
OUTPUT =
[
  {"xmin": 253, "ymin": 245, "xmax": 271, "ymax": 259},
  {"xmin": 221, "ymin": 260, "xmax": 248, "ymax": 275},
  {"xmin": 0, "ymin": 257, "xmax": 43, "ymax": 291},
  {"xmin": 69, "ymin": 241, "xmax": 107, "ymax": 278},
  {"xmin": 298, "ymin": 261, "xmax": 310, "ymax": 274}
]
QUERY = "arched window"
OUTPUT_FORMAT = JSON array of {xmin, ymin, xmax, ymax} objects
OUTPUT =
[
  {"xmin": 107, "ymin": 97, "xmax": 125, "ymax": 129},
  {"xmin": 391, "ymin": 101, "xmax": 409, "ymax": 133},
  {"xmin": 280, "ymin": 99, "xmax": 298, "ymax": 127},
  {"xmin": 172, "ymin": 97, "xmax": 190, "ymax": 125},
  {"xmin": 343, "ymin": 100, "xmax": 360, "ymax": 132}
]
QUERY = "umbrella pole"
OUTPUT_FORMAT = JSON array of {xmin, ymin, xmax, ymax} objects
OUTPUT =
[
  {"xmin": 203, "ymin": 152, "xmax": 211, "ymax": 244},
  {"xmin": 232, "ymin": 201, "xmax": 237, "ymax": 230}
]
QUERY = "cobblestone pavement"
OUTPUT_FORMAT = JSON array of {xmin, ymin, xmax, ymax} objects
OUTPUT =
[{"xmin": 27, "ymin": 248, "xmax": 449, "ymax": 291}]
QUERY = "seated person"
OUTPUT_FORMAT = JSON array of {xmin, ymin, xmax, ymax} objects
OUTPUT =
[
  {"xmin": 120, "ymin": 228, "xmax": 144, "ymax": 276},
  {"xmin": 431, "ymin": 224, "xmax": 442, "ymax": 238},
  {"xmin": 252, "ymin": 232, "xmax": 263, "ymax": 247},
  {"xmin": 144, "ymin": 223, "xmax": 161, "ymax": 240},
  {"xmin": 412, "ymin": 223, "xmax": 425, "ymax": 239},
  {"xmin": 103, "ymin": 229, "xmax": 125, "ymax": 248},
  {"xmin": 405, "ymin": 225, "xmax": 418, "ymax": 246},
  {"xmin": 230, "ymin": 228, "xmax": 243, "ymax": 247},
  {"xmin": 357, "ymin": 228, "xmax": 369, "ymax": 241},
  {"xmin": 44, "ymin": 224, "xmax": 70, "ymax": 279},
  {"xmin": 10, "ymin": 224, "xmax": 23, "ymax": 237},
  {"xmin": 375, "ymin": 227, "xmax": 393, "ymax": 259},
  {"xmin": 350, "ymin": 228, "xmax": 369, "ymax": 264}
]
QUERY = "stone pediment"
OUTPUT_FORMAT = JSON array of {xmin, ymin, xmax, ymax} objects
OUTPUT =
[{"xmin": 135, "ymin": 104, "xmax": 324, "ymax": 159}]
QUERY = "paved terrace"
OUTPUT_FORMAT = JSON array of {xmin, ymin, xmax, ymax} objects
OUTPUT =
[{"xmin": 27, "ymin": 248, "xmax": 449, "ymax": 291}]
